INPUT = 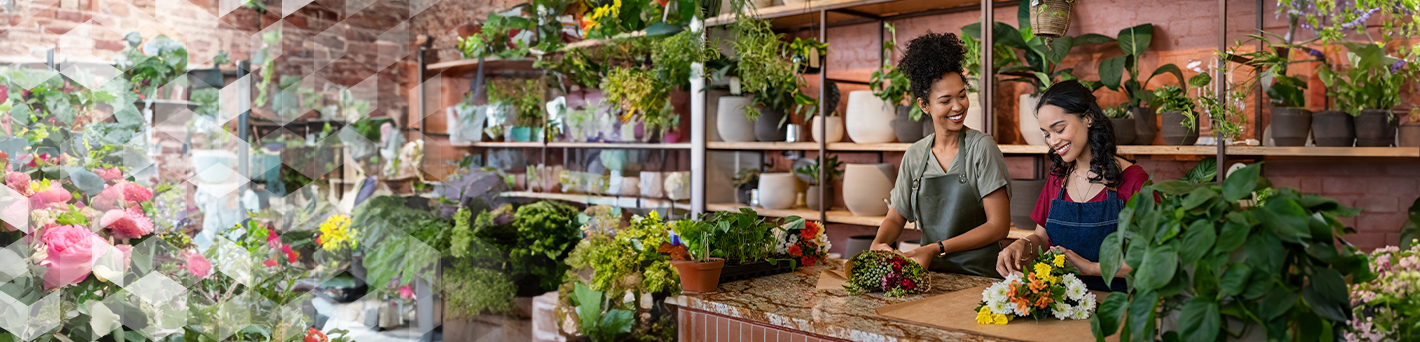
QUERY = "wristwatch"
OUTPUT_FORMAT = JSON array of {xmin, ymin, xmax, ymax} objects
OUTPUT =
[{"xmin": 937, "ymin": 241, "xmax": 947, "ymax": 256}]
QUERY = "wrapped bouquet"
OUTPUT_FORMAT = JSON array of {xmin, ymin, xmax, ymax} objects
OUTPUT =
[
  {"xmin": 774, "ymin": 218, "xmax": 831, "ymax": 267},
  {"xmin": 977, "ymin": 248, "xmax": 1095, "ymax": 324},
  {"xmin": 843, "ymin": 250, "xmax": 930, "ymax": 297}
]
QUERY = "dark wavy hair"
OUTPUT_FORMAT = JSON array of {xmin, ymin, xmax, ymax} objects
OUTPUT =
[
  {"xmin": 1035, "ymin": 80, "xmax": 1132, "ymax": 188},
  {"xmin": 898, "ymin": 32, "xmax": 966, "ymax": 103}
]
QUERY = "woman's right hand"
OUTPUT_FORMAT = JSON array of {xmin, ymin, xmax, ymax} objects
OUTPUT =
[
  {"xmin": 870, "ymin": 242, "xmax": 895, "ymax": 252},
  {"xmin": 995, "ymin": 240, "xmax": 1029, "ymax": 277}
]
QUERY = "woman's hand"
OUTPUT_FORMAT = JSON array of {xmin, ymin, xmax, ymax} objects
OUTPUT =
[
  {"xmin": 996, "ymin": 240, "xmax": 1032, "ymax": 277},
  {"xmin": 871, "ymin": 242, "xmax": 896, "ymax": 252},
  {"xmin": 901, "ymin": 246, "xmax": 935, "ymax": 269},
  {"xmin": 1053, "ymin": 247, "xmax": 1101, "ymax": 276}
]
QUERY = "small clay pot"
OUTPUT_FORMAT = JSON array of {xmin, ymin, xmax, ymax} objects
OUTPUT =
[
  {"xmin": 671, "ymin": 258, "xmax": 726, "ymax": 293},
  {"xmin": 1355, "ymin": 109, "xmax": 1398, "ymax": 147},
  {"xmin": 1160, "ymin": 110, "xmax": 1199, "ymax": 146},
  {"xmin": 1270, "ymin": 107, "xmax": 1313, "ymax": 146},
  {"xmin": 1108, "ymin": 118, "xmax": 1136, "ymax": 145},
  {"xmin": 1311, "ymin": 110, "xmax": 1355, "ymax": 147}
]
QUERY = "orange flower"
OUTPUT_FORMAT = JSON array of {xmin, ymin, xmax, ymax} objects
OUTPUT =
[
  {"xmin": 1034, "ymin": 294, "xmax": 1054, "ymax": 309},
  {"xmin": 1028, "ymin": 273, "xmax": 1049, "ymax": 293}
]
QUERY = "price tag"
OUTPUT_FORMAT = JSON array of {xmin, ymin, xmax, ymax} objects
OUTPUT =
[
  {"xmin": 808, "ymin": 48, "xmax": 820, "ymax": 69},
  {"xmin": 730, "ymin": 77, "xmax": 742, "ymax": 95}
]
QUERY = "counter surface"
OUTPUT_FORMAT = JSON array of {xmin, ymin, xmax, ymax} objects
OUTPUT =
[{"xmin": 669, "ymin": 263, "xmax": 1008, "ymax": 342}]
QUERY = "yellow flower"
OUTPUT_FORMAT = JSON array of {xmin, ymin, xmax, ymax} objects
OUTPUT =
[
  {"xmin": 318, "ymin": 214, "xmax": 357, "ymax": 251},
  {"xmin": 976, "ymin": 307, "xmax": 993, "ymax": 324},
  {"xmin": 1033, "ymin": 262, "xmax": 1059, "ymax": 284},
  {"xmin": 992, "ymin": 313, "xmax": 1010, "ymax": 325},
  {"xmin": 1053, "ymin": 254, "xmax": 1065, "ymax": 268}
]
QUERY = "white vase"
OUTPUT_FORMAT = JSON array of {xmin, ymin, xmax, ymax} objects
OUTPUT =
[
  {"xmin": 620, "ymin": 176, "xmax": 640, "ymax": 196},
  {"xmin": 1018, "ymin": 94, "xmax": 1047, "ymax": 145},
  {"xmin": 757, "ymin": 173, "xmax": 798, "ymax": 210},
  {"xmin": 640, "ymin": 172, "xmax": 664, "ymax": 198},
  {"xmin": 965, "ymin": 92, "xmax": 985, "ymax": 132},
  {"xmin": 606, "ymin": 173, "xmax": 624, "ymax": 195},
  {"xmin": 664, "ymin": 171, "xmax": 691, "ymax": 200},
  {"xmin": 810, "ymin": 116, "xmax": 844, "ymax": 143},
  {"xmin": 192, "ymin": 149, "xmax": 238, "ymax": 183},
  {"xmin": 716, "ymin": 96, "xmax": 757, "ymax": 142},
  {"xmin": 842, "ymin": 163, "xmax": 896, "ymax": 216},
  {"xmin": 846, "ymin": 91, "xmax": 897, "ymax": 143}
]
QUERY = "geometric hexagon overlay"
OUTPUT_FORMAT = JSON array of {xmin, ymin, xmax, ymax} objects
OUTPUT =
[{"xmin": 0, "ymin": 291, "xmax": 62, "ymax": 341}]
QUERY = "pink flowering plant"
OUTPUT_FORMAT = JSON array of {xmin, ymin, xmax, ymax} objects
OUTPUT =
[{"xmin": 1346, "ymin": 244, "xmax": 1420, "ymax": 342}]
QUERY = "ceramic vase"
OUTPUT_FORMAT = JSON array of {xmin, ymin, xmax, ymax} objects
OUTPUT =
[
  {"xmin": 1132, "ymin": 107, "xmax": 1157, "ymax": 145},
  {"xmin": 965, "ymin": 92, "xmax": 984, "ymax": 131},
  {"xmin": 716, "ymin": 96, "xmax": 757, "ymax": 142},
  {"xmin": 842, "ymin": 163, "xmax": 896, "ymax": 216},
  {"xmin": 843, "ymin": 235, "xmax": 876, "ymax": 260},
  {"xmin": 811, "ymin": 116, "xmax": 844, "ymax": 143},
  {"xmin": 1109, "ymin": 118, "xmax": 1136, "ymax": 145},
  {"xmin": 757, "ymin": 173, "xmax": 798, "ymax": 210},
  {"xmin": 1355, "ymin": 109, "xmax": 1398, "ymax": 147},
  {"xmin": 754, "ymin": 108, "xmax": 788, "ymax": 142},
  {"xmin": 606, "ymin": 172, "xmax": 624, "ymax": 196},
  {"xmin": 1311, "ymin": 110, "xmax": 1355, "ymax": 147},
  {"xmin": 1270, "ymin": 107, "xmax": 1312, "ymax": 146},
  {"xmin": 664, "ymin": 171, "xmax": 691, "ymax": 200},
  {"xmin": 892, "ymin": 106, "xmax": 927, "ymax": 144},
  {"xmin": 620, "ymin": 176, "xmax": 641, "ymax": 196},
  {"xmin": 640, "ymin": 172, "xmax": 664, "ymax": 198},
  {"xmin": 1018, "ymin": 94, "xmax": 1047, "ymax": 145},
  {"xmin": 845, "ymin": 91, "xmax": 897, "ymax": 143},
  {"xmin": 1160, "ymin": 111, "xmax": 1199, "ymax": 146}
]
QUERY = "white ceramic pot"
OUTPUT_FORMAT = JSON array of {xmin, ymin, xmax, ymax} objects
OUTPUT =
[
  {"xmin": 716, "ymin": 96, "xmax": 757, "ymax": 142},
  {"xmin": 606, "ymin": 173, "xmax": 624, "ymax": 195},
  {"xmin": 1018, "ymin": 94, "xmax": 1047, "ymax": 145},
  {"xmin": 811, "ymin": 116, "xmax": 844, "ymax": 143},
  {"xmin": 620, "ymin": 176, "xmax": 640, "ymax": 196},
  {"xmin": 846, "ymin": 91, "xmax": 897, "ymax": 143},
  {"xmin": 640, "ymin": 172, "xmax": 664, "ymax": 198},
  {"xmin": 664, "ymin": 171, "xmax": 691, "ymax": 200},
  {"xmin": 757, "ymin": 173, "xmax": 798, "ymax": 210},
  {"xmin": 965, "ymin": 92, "xmax": 985, "ymax": 132},
  {"xmin": 842, "ymin": 163, "xmax": 896, "ymax": 216}
]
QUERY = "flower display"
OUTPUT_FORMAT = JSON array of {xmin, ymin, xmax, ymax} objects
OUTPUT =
[
  {"xmin": 317, "ymin": 214, "xmax": 357, "ymax": 251},
  {"xmin": 39, "ymin": 225, "xmax": 112, "ymax": 290},
  {"xmin": 1347, "ymin": 244, "xmax": 1420, "ymax": 341},
  {"xmin": 774, "ymin": 219, "xmax": 831, "ymax": 267},
  {"xmin": 92, "ymin": 181, "xmax": 153, "ymax": 211},
  {"xmin": 100, "ymin": 206, "xmax": 154, "ymax": 239},
  {"xmin": 977, "ymin": 248, "xmax": 1095, "ymax": 324},
  {"xmin": 185, "ymin": 251, "xmax": 212, "ymax": 278},
  {"xmin": 843, "ymin": 250, "xmax": 930, "ymax": 297}
]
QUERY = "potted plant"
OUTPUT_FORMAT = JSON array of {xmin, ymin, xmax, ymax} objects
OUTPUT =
[
  {"xmin": 794, "ymin": 155, "xmax": 843, "ymax": 211},
  {"xmin": 664, "ymin": 220, "xmax": 726, "ymax": 293},
  {"xmin": 1104, "ymin": 104, "xmax": 1136, "ymax": 145},
  {"xmin": 1152, "ymin": 84, "xmax": 1199, "ymax": 146},
  {"xmin": 563, "ymin": 209, "xmax": 680, "ymax": 342},
  {"xmin": 790, "ymin": 37, "xmax": 828, "ymax": 75},
  {"xmin": 602, "ymin": 66, "xmax": 669, "ymax": 142},
  {"xmin": 1099, "ymin": 23, "xmax": 1185, "ymax": 146},
  {"xmin": 870, "ymin": 23, "xmax": 925, "ymax": 144},
  {"xmin": 807, "ymin": 80, "xmax": 844, "ymax": 143},
  {"xmin": 1320, "ymin": 42, "xmax": 1408, "ymax": 147},
  {"xmin": 488, "ymin": 78, "xmax": 546, "ymax": 142},
  {"xmin": 1401, "ymin": 109, "xmax": 1420, "ymax": 147},
  {"xmin": 1182, "ymin": 64, "xmax": 1250, "ymax": 146},
  {"xmin": 1226, "ymin": 31, "xmax": 1321, "ymax": 146},
  {"xmin": 115, "ymin": 32, "xmax": 189, "ymax": 103},
  {"xmin": 732, "ymin": 167, "xmax": 761, "ymax": 205},
  {"xmin": 1091, "ymin": 163, "xmax": 1373, "ymax": 342},
  {"xmin": 1028, "ymin": 0, "xmax": 1077, "ymax": 40},
  {"xmin": 681, "ymin": 209, "xmax": 798, "ymax": 283},
  {"xmin": 732, "ymin": 17, "xmax": 803, "ymax": 142}
]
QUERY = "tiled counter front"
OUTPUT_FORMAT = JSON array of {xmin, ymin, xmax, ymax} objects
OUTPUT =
[{"xmin": 668, "ymin": 264, "xmax": 1007, "ymax": 342}]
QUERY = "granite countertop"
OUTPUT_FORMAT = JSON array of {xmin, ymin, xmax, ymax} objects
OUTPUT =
[{"xmin": 668, "ymin": 262, "xmax": 1009, "ymax": 342}]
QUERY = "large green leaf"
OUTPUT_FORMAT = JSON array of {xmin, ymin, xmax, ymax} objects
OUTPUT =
[
  {"xmin": 1044, "ymin": 36, "xmax": 1075, "ymax": 64},
  {"xmin": 1116, "ymin": 24, "xmax": 1154, "ymax": 57},
  {"xmin": 1135, "ymin": 244, "xmax": 1178, "ymax": 291},
  {"xmin": 1260, "ymin": 290, "xmax": 1297, "ymax": 320},
  {"xmin": 1302, "ymin": 269, "xmax": 1349, "ymax": 322},
  {"xmin": 1215, "ymin": 220, "xmax": 1250, "ymax": 252},
  {"xmin": 1258, "ymin": 198, "xmax": 1311, "ymax": 243},
  {"xmin": 1183, "ymin": 158, "xmax": 1218, "ymax": 184},
  {"xmin": 1181, "ymin": 187, "xmax": 1217, "ymax": 211},
  {"xmin": 1099, "ymin": 56, "xmax": 1127, "ymax": 90},
  {"xmin": 1221, "ymin": 163, "xmax": 1261, "ymax": 202},
  {"xmin": 1152, "ymin": 180, "xmax": 1196, "ymax": 195},
  {"xmin": 1092, "ymin": 292, "xmax": 1130, "ymax": 340},
  {"xmin": 1179, "ymin": 220, "xmax": 1216, "ymax": 264},
  {"xmin": 1178, "ymin": 297, "xmax": 1220, "ymax": 342},
  {"xmin": 1017, "ymin": 0, "xmax": 1031, "ymax": 33},
  {"xmin": 1218, "ymin": 263, "xmax": 1251, "ymax": 296},
  {"xmin": 1075, "ymin": 33, "xmax": 1117, "ymax": 46},
  {"xmin": 1149, "ymin": 64, "xmax": 1186, "ymax": 91},
  {"xmin": 1100, "ymin": 232, "xmax": 1125, "ymax": 281},
  {"xmin": 573, "ymin": 282, "xmax": 602, "ymax": 335},
  {"xmin": 1127, "ymin": 290, "xmax": 1158, "ymax": 342}
]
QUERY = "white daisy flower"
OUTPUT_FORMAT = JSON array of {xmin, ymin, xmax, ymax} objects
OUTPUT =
[
  {"xmin": 1051, "ymin": 303, "xmax": 1072, "ymax": 320},
  {"xmin": 988, "ymin": 298, "xmax": 1011, "ymax": 315}
]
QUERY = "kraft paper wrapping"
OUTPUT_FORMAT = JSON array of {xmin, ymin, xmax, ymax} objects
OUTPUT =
[
  {"xmin": 873, "ymin": 285, "xmax": 1117, "ymax": 342},
  {"xmin": 816, "ymin": 269, "xmax": 848, "ymax": 290}
]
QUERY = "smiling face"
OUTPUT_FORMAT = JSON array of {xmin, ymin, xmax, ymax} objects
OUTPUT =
[
  {"xmin": 1037, "ymin": 104, "xmax": 1092, "ymax": 163},
  {"xmin": 916, "ymin": 72, "xmax": 970, "ymax": 134}
]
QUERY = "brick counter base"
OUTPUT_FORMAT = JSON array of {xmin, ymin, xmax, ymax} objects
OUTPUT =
[{"xmin": 679, "ymin": 307, "xmax": 849, "ymax": 342}]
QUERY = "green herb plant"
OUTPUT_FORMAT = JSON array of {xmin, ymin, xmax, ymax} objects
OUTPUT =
[
  {"xmin": 487, "ymin": 78, "xmax": 546, "ymax": 127},
  {"xmin": 1318, "ymin": 42, "xmax": 1409, "ymax": 117},
  {"xmin": 869, "ymin": 23, "xmax": 919, "ymax": 120},
  {"xmin": 963, "ymin": 1, "xmax": 1116, "ymax": 95},
  {"xmin": 602, "ymin": 66, "xmax": 667, "ymax": 123},
  {"xmin": 1103, "ymin": 104, "xmax": 1132, "ymax": 119},
  {"xmin": 1186, "ymin": 62, "xmax": 1250, "ymax": 142},
  {"xmin": 1091, "ymin": 163, "xmax": 1373, "ymax": 342},
  {"xmin": 459, "ymin": 13, "xmax": 534, "ymax": 60},
  {"xmin": 732, "ymin": 17, "xmax": 801, "ymax": 124},
  {"xmin": 1099, "ymin": 23, "xmax": 1185, "ymax": 109},
  {"xmin": 794, "ymin": 155, "xmax": 843, "ymax": 186}
]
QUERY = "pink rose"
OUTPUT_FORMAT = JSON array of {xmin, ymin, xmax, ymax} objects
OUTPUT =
[
  {"xmin": 5, "ymin": 172, "xmax": 31, "ymax": 196},
  {"xmin": 0, "ymin": 85, "xmax": 7, "ymax": 103},
  {"xmin": 100, "ymin": 206, "xmax": 153, "ymax": 239},
  {"xmin": 93, "ymin": 168, "xmax": 122, "ymax": 182},
  {"xmin": 185, "ymin": 251, "xmax": 212, "ymax": 278},
  {"xmin": 40, "ymin": 225, "xmax": 110, "ymax": 290},
  {"xmin": 92, "ymin": 181, "xmax": 152, "ymax": 211},
  {"xmin": 29, "ymin": 181, "xmax": 72, "ymax": 209},
  {"xmin": 399, "ymin": 285, "xmax": 415, "ymax": 300}
]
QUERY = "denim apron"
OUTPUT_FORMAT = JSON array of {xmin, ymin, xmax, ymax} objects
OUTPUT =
[
  {"xmin": 1044, "ymin": 184, "xmax": 1129, "ymax": 291},
  {"xmin": 909, "ymin": 133, "xmax": 1000, "ymax": 278}
]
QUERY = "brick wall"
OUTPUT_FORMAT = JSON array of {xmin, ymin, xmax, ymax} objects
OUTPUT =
[{"xmin": 678, "ymin": 307, "xmax": 849, "ymax": 342}]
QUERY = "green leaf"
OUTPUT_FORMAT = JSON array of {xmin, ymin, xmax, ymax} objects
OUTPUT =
[
  {"xmin": 67, "ymin": 167, "xmax": 106, "ymax": 195},
  {"xmin": 1100, "ymin": 232, "xmax": 1125, "ymax": 282},
  {"xmin": 1156, "ymin": 221, "xmax": 1181, "ymax": 244},
  {"xmin": 1302, "ymin": 276, "xmax": 1348, "ymax": 322},
  {"xmin": 1179, "ymin": 220, "xmax": 1216, "ymax": 264},
  {"xmin": 1218, "ymin": 263, "xmax": 1252, "ymax": 296},
  {"xmin": 1127, "ymin": 290, "xmax": 1158, "ymax": 342},
  {"xmin": 1259, "ymin": 290, "xmax": 1297, "ymax": 320},
  {"xmin": 1135, "ymin": 244, "xmax": 1178, "ymax": 291},
  {"xmin": 573, "ymin": 282, "xmax": 602, "ymax": 333},
  {"xmin": 1258, "ymin": 198, "xmax": 1311, "ymax": 243},
  {"xmin": 1044, "ymin": 36, "xmax": 1075, "ymax": 64},
  {"xmin": 1215, "ymin": 221, "xmax": 1250, "ymax": 252},
  {"xmin": 1179, "ymin": 297, "xmax": 1220, "ymax": 342},
  {"xmin": 1182, "ymin": 159, "xmax": 1218, "ymax": 184},
  {"xmin": 1188, "ymin": 72, "xmax": 1213, "ymax": 89},
  {"xmin": 1153, "ymin": 180, "xmax": 1196, "ymax": 195},
  {"xmin": 1100, "ymin": 56, "xmax": 1127, "ymax": 90},
  {"xmin": 644, "ymin": 22, "xmax": 684, "ymax": 37},
  {"xmin": 1116, "ymin": 24, "xmax": 1154, "ymax": 57},
  {"xmin": 1092, "ymin": 292, "xmax": 1130, "ymax": 340},
  {"xmin": 1074, "ymin": 33, "xmax": 1116, "ymax": 46},
  {"xmin": 1148, "ymin": 64, "xmax": 1186, "ymax": 92},
  {"xmin": 1221, "ymin": 163, "xmax": 1262, "ymax": 202},
  {"xmin": 1181, "ymin": 187, "xmax": 1217, "ymax": 210}
]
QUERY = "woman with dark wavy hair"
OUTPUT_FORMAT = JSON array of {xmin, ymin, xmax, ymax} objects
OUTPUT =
[
  {"xmin": 867, "ymin": 32, "xmax": 1012, "ymax": 278},
  {"xmin": 995, "ymin": 80, "xmax": 1146, "ymax": 291}
]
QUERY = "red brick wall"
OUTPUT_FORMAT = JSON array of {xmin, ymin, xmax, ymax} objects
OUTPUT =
[{"xmin": 678, "ymin": 307, "xmax": 848, "ymax": 342}]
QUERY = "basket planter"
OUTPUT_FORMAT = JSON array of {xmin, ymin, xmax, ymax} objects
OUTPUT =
[
  {"xmin": 1029, "ymin": 0, "xmax": 1076, "ymax": 39},
  {"xmin": 1270, "ymin": 107, "xmax": 1313, "ymax": 146},
  {"xmin": 1109, "ymin": 118, "xmax": 1136, "ymax": 145},
  {"xmin": 1160, "ymin": 110, "xmax": 1199, "ymax": 146},
  {"xmin": 1355, "ymin": 109, "xmax": 1398, "ymax": 147},
  {"xmin": 717, "ymin": 261, "xmax": 795, "ymax": 283},
  {"xmin": 1312, "ymin": 110, "xmax": 1355, "ymax": 147},
  {"xmin": 671, "ymin": 258, "xmax": 726, "ymax": 293}
]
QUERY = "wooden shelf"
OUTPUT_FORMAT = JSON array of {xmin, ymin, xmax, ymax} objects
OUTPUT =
[
  {"xmin": 426, "ymin": 57, "xmax": 537, "ymax": 73},
  {"xmin": 705, "ymin": 0, "xmax": 996, "ymax": 29},
  {"xmin": 546, "ymin": 142, "xmax": 692, "ymax": 149},
  {"xmin": 501, "ymin": 191, "xmax": 687, "ymax": 209},
  {"xmin": 1226, "ymin": 146, "xmax": 1419, "ymax": 158},
  {"xmin": 460, "ymin": 141, "xmax": 545, "ymax": 148},
  {"xmin": 707, "ymin": 142, "xmax": 823, "ymax": 150},
  {"xmin": 707, "ymin": 203, "xmax": 1033, "ymax": 239}
]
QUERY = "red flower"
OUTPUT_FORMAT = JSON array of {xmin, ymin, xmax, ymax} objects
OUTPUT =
[
  {"xmin": 901, "ymin": 277, "xmax": 915, "ymax": 290},
  {"xmin": 315, "ymin": 236, "xmax": 323, "ymax": 245},
  {"xmin": 266, "ymin": 229, "xmax": 280, "ymax": 247},
  {"xmin": 303, "ymin": 328, "xmax": 328, "ymax": 342},
  {"xmin": 802, "ymin": 256, "xmax": 817, "ymax": 266},
  {"xmin": 0, "ymin": 85, "xmax": 7, "ymax": 104},
  {"xmin": 800, "ymin": 221, "xmax": 820, "ymax": 240},
  {"xmin": 788, "ymin": 245, "xmax": 802, "ymax": 257},
  {"xmin": 282, "ymin": 244, "xmax": 299, "ymax": 263},
  {"xmin": 263, "ymin": 258, "xmax": 278, "ymax": 267}
]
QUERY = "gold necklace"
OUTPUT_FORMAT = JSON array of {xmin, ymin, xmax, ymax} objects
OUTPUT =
[{"xmin": 1069, "ymin": 170, "xmax": 1099, "ymax": 201}]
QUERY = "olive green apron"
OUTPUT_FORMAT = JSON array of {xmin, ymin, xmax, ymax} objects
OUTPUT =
[{"xmin": 909, "ymin": 133, "xmax": 1001, "ymax": 277}]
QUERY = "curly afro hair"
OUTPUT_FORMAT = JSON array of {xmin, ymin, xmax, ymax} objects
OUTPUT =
[{"xmin": 897, "ymin": 32, "xmax": 967, "ymax": 104}]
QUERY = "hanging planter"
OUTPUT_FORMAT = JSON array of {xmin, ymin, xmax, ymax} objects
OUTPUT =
[{"xmin": 1029, "ymin": 0, "xmax": 1077, "ymax": 40}]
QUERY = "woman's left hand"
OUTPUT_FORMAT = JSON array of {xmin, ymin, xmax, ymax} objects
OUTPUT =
[
  {"xmin": 902, "ymin": 246, "xmax": 935, "ymax": 269},
  {"xmin": 1053, "ymin": 247, "xmax": 1100, "ymax": 276}
]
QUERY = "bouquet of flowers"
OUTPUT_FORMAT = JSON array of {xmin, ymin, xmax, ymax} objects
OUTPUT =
[
  {"xmin": 843, "ymin": 250, "xmax": 930, "ymax": 297},
  {"xmin": 1346, "ymin": 244, "xmax": 1420, "ymax": 341},
  {"xmin": 774, "ymin": 218, "xmax": 831, "ymax": 267},
  {"xmin": 976, "ymin": 248, "xmax": 1095, "ymax": 324}
]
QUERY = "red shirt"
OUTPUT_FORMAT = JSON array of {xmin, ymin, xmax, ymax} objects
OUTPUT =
[{"xmin": 1029, "ymin": 164, "xmax": 1148, "ymax": 228}]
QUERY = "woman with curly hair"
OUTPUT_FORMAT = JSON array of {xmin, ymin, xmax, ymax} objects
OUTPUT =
[
  {"xmin": 868, "ymin": 32, "xmax": 1012, "ymax": 278},
  {"xmin": 995, "ymin": 80, "xmax": 1146, "ymax": 291}
]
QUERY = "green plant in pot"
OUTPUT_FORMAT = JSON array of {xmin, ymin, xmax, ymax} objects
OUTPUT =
[
  {"xmin": 1187, "ymin": 66, "xmax": 1250, "ymax": 145},
  {"xmin": 870, "ymin": 23, "xmax": 930, "ymax": 144},
  {"xmin": 1103, "ymin": 104, "xmax": 1137, "ymax": 145},
  {"xmin": 1318, "ymin": 42, "xmax": 1409, "ymax": 147},
  {"xmin": 1152, "ymin": 84, "xmax": 1198, "ymax": 146},
  {"xmin": 1091, "ymin": 162, "xmax": 1374, "ymax": 342},
  {"xmin": 794, "ymin": 155, "xmax": 843, "ymax": 211},
  {"xmin": 488, "ymin": 78, "xmax": 546, "ymax": 142},
  {"xmin": 790, "ymin": 37, "xmax": 828, "ymax": 75},
  {"xmin": 1225, "ymin": 31, "xmax": 1322, "ymax": 147},
  {"xmin": 115, "ymin": 32, "xmax": 189, "ymax": 102},
  {"xmin": 1098, "ymin": 23, "xmax": 1185, "ymax": 146},
  {"xmin": 731, "ymin": 17, "xmax": 801, "ymax": 142},
  {"xmin": 603, "ymin": 66, "xmax": 669, "ymax": 141},
  {"xmin": 563, "ymin": 210, "xmax": 680, "ymax": 340},
  {"xmin": 664, "ymin": 218, "xmax": 726, "ymax": 293}
]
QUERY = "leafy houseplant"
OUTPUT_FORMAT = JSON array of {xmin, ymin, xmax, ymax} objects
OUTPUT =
[
  {"xmin": 1318, "ymin": 42, "xmax": 1408, "ymax": 146},
  {"xmin": 1091, "ymin": 163, "xmax": 1373, "ymax": 342},
  {"xmin": 870, "ymin": 23, "xmax": 918, "ymax": 121},
  {"xmin": 1188, "ymin": 65, "xmax": 1250, "ymax": 144},
  {"xmin": 602, "ymin": 66, "xmax": 669, "ymax": 137},
  {"xmin": 488, "ymin": 78, "xmax": 546, "ymax": 141},
  {"xmin": 459, "ymin": 12, "xmax": 535, "ymax": 60},
  {"xmin": 790, "ymin": 37, "xmax": 829, "ymax": 75},
  {"xmin": 115, "ymin": 32, "xmax": 189, "ymax": 101},
  {"xmin": 732, "ymin": 18, "xmax": 800, "ymax": 124},
  {"xmin": 1346, "ymin": 242, "xmax": 1420, "ymax": 341},
  {"xmin": 1104, "ymin": 104, "xmax": 1137, "ymax": 145},
  {"xmin": 1099, "ymin": 23, "xmax": 1185, "ymax": 110},
  {"xmin": 571, "ymin": 281, "xmax": 636, "ymax": 342},
  {"xmin": 795, "ymin": 155, "xmax": 843, "ymax": 210},
  {"xmin": 563, "ymin": 209, "xmax": 680, "ymax": 340}
]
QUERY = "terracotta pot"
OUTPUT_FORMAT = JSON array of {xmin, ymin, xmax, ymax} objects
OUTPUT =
[
  {"xmin": 892, "ymin": 106, "xmax": 927, "ymax": 144},
  {"xmin": 1355, "ymin": 109, "xmax": 1397, "ymax": 147},
  {"xmin": 843, "ymin": 235, "xmax": 876, "ymax": 260},
  {"xmin": 806, "ymin": 185, "xmax": 833, "ymax": 211},
  {"xmin": 757, "ymin": 173, "xmax": 798, "ymax": 210},
  {"xmin": 1400, "ymin": 121, "xmax": 1420, "ymax": 147},
  {"xmin": 1160, "ymin": 111, "xmax": 1199, "ymax": 146},
  {"xmin": 846, "ymin": 91, "xmax": 897, "ymax": 143},
  {"xmin": 1010, "ymin": 179, "xmax": 1046, "ymax": 231},
  {"xmin": 1132, "ymin": 107, "xmax": 1157, "ymax": 145},
  {"xmin": 842, "ymin": 163, "xmax": 896, "ymax": 216},
  {"xmin": 1311, "ymin": 110, "xmax": 1355, "ymax": 147},
  {"xmin": 1018, "ymin": 94, "xmax": 1047, "ymax": 145},
  {"xmin": 1108, "ymin": 118, "xmax": 1136, "ymax": 145},
  {"xmin": 753, "ymin": 108, "xmax": 788, "ymax": 142},
  {"xmin": 640, "ymin": 172, "xmax": 664, "ymax": 198},
  {"xmin": 671, "ymin": 258, "xmax": 725, "ymax": 293},
  {"xmin": 811, "ymin": 116, "xmax": 844, "ymax": 143},
  {"xmin": 716, "ymin": 96, "xmax": 757, "ymax": 142},
  {"xmin": 1270, "ymin": 107, "xmax": 1312, "ymax": 146}
]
